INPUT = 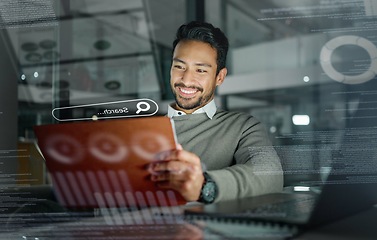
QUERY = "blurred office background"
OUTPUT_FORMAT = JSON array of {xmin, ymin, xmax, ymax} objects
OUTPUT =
[{"xmin": 1, "ymin": 0, "xmax": 377, "ymax": 188}]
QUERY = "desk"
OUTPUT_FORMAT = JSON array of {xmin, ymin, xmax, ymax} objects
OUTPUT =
[
  {"xmin": 2, "ymin": 205, "xmax": 377, "ymax": 239},
  {"xmin": 1, "ymin": 186, "xmax": 377, "ymax": 239},
  {"xmin": 192, "ymin": 206, "xmax": 377, "ymax": 239},
  {"xmin": 297, "ymin": 207, "xmax": 377, "ymax": 240}
]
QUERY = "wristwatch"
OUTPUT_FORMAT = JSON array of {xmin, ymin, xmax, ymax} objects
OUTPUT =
[{"xmin": 198, "ymin": 172, "xmax": 218, "ymax": 204}]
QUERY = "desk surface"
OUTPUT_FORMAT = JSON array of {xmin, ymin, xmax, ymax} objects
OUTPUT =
[
  {"xmin": 1, "ymin": 186, "xmax": 377, "ymax": 239},
  {"xmin": 297, "ymin": 206, "xmax": 377, "ymax": 240},
  {"xmin": 2, "ymin": 204, "xmax": 377, "ymax": 239}
]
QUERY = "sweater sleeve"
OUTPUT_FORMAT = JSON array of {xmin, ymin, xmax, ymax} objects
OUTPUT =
[{"xmin": 207, "ymin": 118, "xmax": 284, "ymax": 202}]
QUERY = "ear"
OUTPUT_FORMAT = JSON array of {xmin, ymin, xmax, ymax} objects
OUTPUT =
[{"xmin": 215, "ymin": 67, "xmax": 227, "ymax": 86}]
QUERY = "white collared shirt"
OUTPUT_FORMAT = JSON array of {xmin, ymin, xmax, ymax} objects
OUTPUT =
[{"xmin": 167, "ymin": 99, "xmax": 217, "ymax": 119}]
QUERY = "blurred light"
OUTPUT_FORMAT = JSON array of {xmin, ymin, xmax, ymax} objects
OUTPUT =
[
  {"xmin": 292, "ymin": 115, "xmax": 310, "ymax": 125},
  {"xmin": 92, "ymin": 115, "xmax": 98, "ymax": 121},
  {"xmin": 269, "ymin": 126, "xmax": 277, "ymax": 133},
  {"xmin": 21, "ymin": 74, "xmax": 26, "ymax": 80},
  {"xmin": 34, "ymin": 72, "xmax": 39, "ymax": 78},
  {"xmin": 294, "ymin": 186, "xmax": 311, "ymax": 192},
  {"xmin": 303, "ymin": 76, "xmax": 310, "ymax": 82}
]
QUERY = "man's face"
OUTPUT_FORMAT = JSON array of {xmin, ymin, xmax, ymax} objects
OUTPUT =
[{"xmin": 170, "ymin": 40, "xmax": 227, "ymax": 113}]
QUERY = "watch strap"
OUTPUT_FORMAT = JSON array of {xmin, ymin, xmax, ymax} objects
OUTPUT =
[{"xmin": 198, "ymin": 172, "xmax": 218, "ymax": 204}]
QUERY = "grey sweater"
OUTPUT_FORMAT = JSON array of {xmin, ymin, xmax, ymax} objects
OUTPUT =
[{"xmin": 171, "ymin": 109, "xmax": 283, "ymax": 202}]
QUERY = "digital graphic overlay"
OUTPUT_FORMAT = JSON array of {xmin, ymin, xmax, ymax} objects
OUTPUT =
[{"xmin": 52, "ymin": 98, "xmax": 159, "ymax": 121}]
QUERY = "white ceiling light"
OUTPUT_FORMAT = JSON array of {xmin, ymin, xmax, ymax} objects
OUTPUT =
[{"xmin": 292, "ymin": 115, "xmax": 310, "ymax": 125}]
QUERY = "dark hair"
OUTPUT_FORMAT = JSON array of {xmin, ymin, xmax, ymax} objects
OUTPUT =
[{"xmin": 172, "ymin": 21, "xmax": 229, "ymax": 74}]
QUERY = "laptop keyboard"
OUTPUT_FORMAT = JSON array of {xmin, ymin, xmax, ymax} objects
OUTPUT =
[
  {"xmin": 4, "ymin": 223, "xmax": 203, "ymax": 239},
  {"xmin": 244, "ymin": 196, "xmax": 317, "ymax": 219}
]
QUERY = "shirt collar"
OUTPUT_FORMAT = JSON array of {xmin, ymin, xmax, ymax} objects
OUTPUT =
[{"xmin": 167, "ymin": 99, "xmax": 217, "ymax": 119}]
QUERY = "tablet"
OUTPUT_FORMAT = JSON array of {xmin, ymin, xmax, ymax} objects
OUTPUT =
[{"xmin": 34, "ymin": 116, "xmax": 185, "ymax": 209}]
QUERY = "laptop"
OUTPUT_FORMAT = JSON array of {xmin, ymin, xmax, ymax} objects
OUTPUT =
[
  {"xmin": 184, "ymin": 165, "xmax": 377, "ymax": 234},
  {"xmin": 33, "ymin": 116, "xmax": 186, "ymax": 210}
]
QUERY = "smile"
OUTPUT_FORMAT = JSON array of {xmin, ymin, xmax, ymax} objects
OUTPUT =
[{"xmin": 179, "ymin": 87, "xmax": 198, "ymax": 94}]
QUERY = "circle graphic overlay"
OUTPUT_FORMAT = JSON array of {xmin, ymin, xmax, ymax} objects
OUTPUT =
[
  {"xmin": 45, "ymin": 134, "xmax": 84, "ymax": 165},
  {"xmin": 131, "ymin": 132, "xmax": 171, "ymax": 161},
  {"xmin": 89, "ymin": 133, "xmax": 128, "ymax": 163},
  {"xmin": 320, "ymin": 35, "xmax": 377, "ymax": 84},
  {"xmin": 136, "ymin": 101, "xmax": 151, "ymax": 114}
]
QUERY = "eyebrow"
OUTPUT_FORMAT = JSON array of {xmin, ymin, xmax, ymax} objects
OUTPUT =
[{"xmin": 173, "ymin": 58, "xmax": 212, "ymax": 68}]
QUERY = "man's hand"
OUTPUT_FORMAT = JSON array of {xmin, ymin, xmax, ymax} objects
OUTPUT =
[{"xmin": 148, "ymin": 145, "xmax": 204, "ymax": 202}]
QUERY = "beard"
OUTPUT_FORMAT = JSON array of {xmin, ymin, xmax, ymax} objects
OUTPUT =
[
  {"xmin": 172, "ymin": 83, "xmax": 214, "ymax": 111},
  {"xmin": 175, "ymin": 95, "xmax": 204, "ymax": 110}
]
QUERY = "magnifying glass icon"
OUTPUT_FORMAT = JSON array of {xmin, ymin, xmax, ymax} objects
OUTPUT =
[{"xmin": 136, "ymin": 101, "xmax": 151, "ymax": 114}]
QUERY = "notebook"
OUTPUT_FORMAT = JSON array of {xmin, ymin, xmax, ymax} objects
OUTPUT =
[
  {"xmin": 184, "ymin": 169, "xmax": 377, "ymax": 235},
  {"xmin": 33, "ymin": 116, "xmax": 186, "ymax": 209}
]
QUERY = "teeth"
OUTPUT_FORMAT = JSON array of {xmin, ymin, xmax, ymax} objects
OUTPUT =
[{"xmin": 180, "ymin": 88, "xmax": 197, "ymax": 94}]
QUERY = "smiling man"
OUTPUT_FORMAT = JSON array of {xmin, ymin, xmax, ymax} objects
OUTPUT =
[
  {"xmin": 170, "ymin": 39, "xmax": 226, "ymax": 113},
  {"xmin": 150, "ymin": 21, "xmax": 283, "ymax": 204}
]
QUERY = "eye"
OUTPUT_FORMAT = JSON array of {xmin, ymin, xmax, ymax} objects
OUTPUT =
[
  {"xmin": 197, "ymin": 69, "xmax": 207, "ymax": 73},
  {"xmin": 173, "ymin": 65, "xmax": 185, "ymax": 70}
]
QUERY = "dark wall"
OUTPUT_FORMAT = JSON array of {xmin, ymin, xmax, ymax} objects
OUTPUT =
[{"xmin": 0, "ymin": 27, "xmax": 19, "ymax": 176}]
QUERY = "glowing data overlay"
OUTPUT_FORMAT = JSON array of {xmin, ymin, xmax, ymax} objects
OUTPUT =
[{"xmin": 52, "ymin": 99, "xmax": 159, "ymax": 122}]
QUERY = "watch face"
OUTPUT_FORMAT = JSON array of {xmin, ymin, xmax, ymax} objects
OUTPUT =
[{"xmin": 202, "ymin": 181, "xmax": 216, "ymax": 203}]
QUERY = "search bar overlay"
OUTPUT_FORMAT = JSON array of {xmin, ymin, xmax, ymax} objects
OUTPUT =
[{"xmin": 52, "ymin": 99, "xmax": 159, "ymax": 122}]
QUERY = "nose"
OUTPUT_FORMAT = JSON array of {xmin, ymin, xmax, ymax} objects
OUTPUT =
[{"xmin": 181, "ymin": 68, "xmax": 194, "ymax": 85}]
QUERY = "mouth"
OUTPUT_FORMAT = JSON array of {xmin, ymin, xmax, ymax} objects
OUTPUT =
[
  {"xmin": 176, "ymin": 85, "xmax": 202, "ymax": 98},
  {"xmin": 179, "ymin": 87, "xmax": 197, "ymax": 95}
]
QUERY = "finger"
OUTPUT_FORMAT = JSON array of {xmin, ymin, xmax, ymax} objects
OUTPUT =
[
  {"xmin": 166, "ymin": 150, "xmax": 200, "ymax": 166},
  {"xmin": 152, "ymin": 150, "xmax": 176, "ymax": 162},
  {"xmin": 154, "ymin": 148, "xmax": 200, "ymax": 165},
  {"xmin": 154, "ymin": 176, "xmax": 188, "ymax": 191},
  {"xmin": 155, "ymin": 174, "xmax": 202, "ymax": 201},
  {"xmin": 154, "ymin": 180, "xmax": 181, "ymax": 191},
  {"xmin": 150, "ymin": 171, "xmax": 189, "ymax": 182},
  {"xmin": 150, "ymin": 160, "xmax": 193, "ymax": 174}
]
